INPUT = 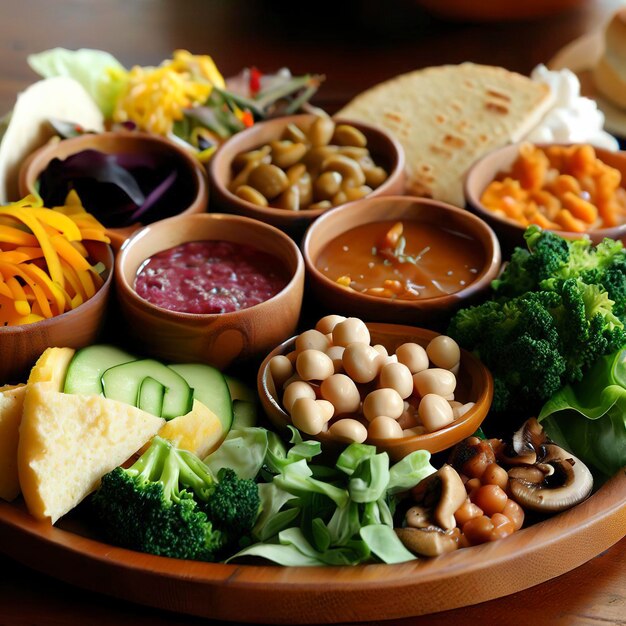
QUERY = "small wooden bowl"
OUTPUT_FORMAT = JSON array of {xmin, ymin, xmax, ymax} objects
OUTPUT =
[
  {"xmin": 115, "ymin": 213, "xmax": 305, "ymax": 369},
  {"xmin": 302, "ymin": 195, "xmax": 501, "ymax": 326},
  {"xmin": 258, "ymin": 323, "xmax": 493, "ymax": 462},
  {"xmin": 464, "ymin": 143, "xmax": 626, "ymax": 250},
  {"xmin": 19, "ymin": 131, "xmax": 209, "ymax": 251},
  {"xmin": 0, "ymin": 241, "xmax": 113, "ymax": 383},
  {"xmin": 208, "ymin": 114, "xmax": 405, "ymax": 237}
]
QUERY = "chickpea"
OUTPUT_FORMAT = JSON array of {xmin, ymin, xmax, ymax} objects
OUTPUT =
[
  {"xmin": 295, "ymin": 329, "xmax": 331, "ymax": 354},
  {"xmin": 291, "ymin": 397, "xmax": 331, "ymax": 435},
  {"xmin": 502, "ymin": 499, "xmax": 525, "ymax": 531},
  {"xmin": 426, "ymin": 335, "xmax": 461, "ymax": 370},
  {"xmin": 325, "ymin": 345, "xmax": 345, "ymax": 373},
  {"xmin": 481, "ymin": 463, "xmax": 509, "ymax": 491},
  {"xmin": 368, "ymin": 415, "xmax": 403, "ymax": 439},
  {"xmin": 379, "ymin": 362, "xmax": 414, "ymax": 399},
  {"xmin": 320, "ymin": 373, "xmax": 361, "ymax": 415},
  {"xmin": 363, "ymin": 388, "xmax": 404, "ymax": 422},
  {"xmin": 283, "ymin": 380, "xmax": 316, "ymax": 413},
  {"xmin": 315, "ymin": 314, "xmax": 346, "ymax": 335},
  {"xmin": 247, "ymin": 163, "xmax": 289, "ymax": 199},
  {"xmin": 489, "ymin": 513, "xmax": 516, "ymax": 541},
  {"xmin": 308, "ymin": 116, "xmax": 335, "ymax": 147},
  {"xmin": 342, "ymin": 342, "xmax": 382, "ymax": 383},
  {"xmin": 403, "ymin": 426, "xmax": 426, "ymax": 437},
  {"xmin": 268, "ymin": 355, "xmax": 293, "ymax": 389},
  {"xmin": 372, "ymin": 344, "xmax": 388, "ymax": 358},
  {"xmin": 296, "ymin": 349, "xmax": 334, "ymax": 381},
  {"xmin": 328, "ymin": 418, "xmax": 368, "ymax": 443},
  {"xmin": 452, "ymin": 402, "xmax": 475, "ymax": 420},
  {"xmin": 454, "ymin": 500, "xmax": 484, "ymax": 527},
  {"xmin": 332, "ymin": 317, "xmax": 370, "ymax": 346},
  {"xmin": 413, "ymin": 368, "xmax": 457, "ymax": 397},
  {"xmin": 418, "ymin": 393, "xmax": 454, "ymax": 432},
  {"xmin": 462, "ymin": 515, "xmax": 495, "ymax": 545},
  {"xmin": 235, "ymin": 184, "xmax": 269, "ymax": 207},
  {"xmin": 316, "ymin": 399, "xmax": 335, "ymax": 422},
  {"xmin": 396, "ymin": 342, "xmax": 429, "ymax": 374},
  {"xmin": 472, "ymin": 485, "xmax": 508, "ymax": 516}
]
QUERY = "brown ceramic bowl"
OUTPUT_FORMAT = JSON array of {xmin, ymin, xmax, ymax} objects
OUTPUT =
[
  {"xmin": 115, "ymin": 212, "xmax": 305, "ymax": 369},
  {"xmin": 258, "ymin": 323, "xmax": 493, "ymax": 462},
  {"xmin": 208, "ymin": 114, "xmax": 405, "ymax": 237},
  {"xmin": 19, "ymin": 131, "xmax": 209, "ymax": 251},
  {"xmin": 0, "ymin": 241, "xmax": 113, "ymax": 384},
  {"xmin": 302, "ymin": 195, "xmax": 501, "ymax": 327},
  {"xmin": 464, "ymin": 143, "xmax": 626, "ymax": 251}
]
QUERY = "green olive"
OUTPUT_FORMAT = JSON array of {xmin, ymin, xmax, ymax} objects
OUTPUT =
[
  {"xmin": 247, "ymin": 163, "xmax": 289, "ymax": 200},
  {"xmin": 277, "ymin": 184, "xmax": 301, "ymax": 211},
  {"xmin": 314, "ymin": 171, "xmax": 343, "ymax": 201},
  {"xmin": 321, "ymin": 154, "xmax": 366, "ymax": 187},
  {"xmin": 308, "ymin": 116, "xmax": 335, "ymax": 147},
  {"xmin": 270, "ymin": 140, "xmax": 308, "ymax": 169},
  {"xmin": 332, "ymin": 124, "xmax": 367, "ymax": 148},
  {"xmin": 235, "ymin": 184, "xmax": 269, "ymax": 207}
]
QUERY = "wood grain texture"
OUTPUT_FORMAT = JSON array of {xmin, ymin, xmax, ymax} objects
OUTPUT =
[{"xmin": 0, "ymin": 471, "xmax": 624, "ymax": 623}]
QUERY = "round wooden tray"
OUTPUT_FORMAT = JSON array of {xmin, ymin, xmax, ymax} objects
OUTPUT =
[{"xmin": 0, "ymin": 470, "xmax": 624, "ymax": 624}]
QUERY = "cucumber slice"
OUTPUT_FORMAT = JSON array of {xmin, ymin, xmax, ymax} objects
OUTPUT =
[
  {"xmin": 224, "ymin": 375, "xmax": 256, "ymax": 403},
  {"xmin": 137, "ymin": 376, "xmax": 165, "ymax": 417},
  {"xmin": 232, "ymin": 400, "xmax": 258, "ymax": 429},
  {"xmin": 63, "ymin": 345, "xmax": 136, "ymax": 395},
  {"xmin": 169, "ymin": 363, "xmax": 233, "ymax": 432},
  {"xmin": 102, "ymin": 359, "xmax": 193, "ymax": 420}
]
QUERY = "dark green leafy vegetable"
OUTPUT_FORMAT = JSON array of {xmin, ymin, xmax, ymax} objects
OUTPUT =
[{"xmin": 448, "ymin": 226, "xmax": 626, "ymax": 414}]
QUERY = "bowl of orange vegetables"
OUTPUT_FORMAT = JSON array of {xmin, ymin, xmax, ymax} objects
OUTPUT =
[
  {"xmin": 0, "ymin": 193, "xmax": 113, "ymax": 382},
  {"xmin": 464, "ymin": 142, "xmax": 626, "ymax": 249}
]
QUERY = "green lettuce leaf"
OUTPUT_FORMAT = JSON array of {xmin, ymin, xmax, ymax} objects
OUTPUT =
[
  {"xmin": 28, "ymin": 48, "xmax": 127, "ymax": 117},
  {"xmin": 538, "ymin": 348, "xmax": 626, "ymax": 478}
]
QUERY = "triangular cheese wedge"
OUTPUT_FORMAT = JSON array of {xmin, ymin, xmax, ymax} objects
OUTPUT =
[
  {"xmin": 17, "ymin": 382, "xmax": 165, "ymax": 523},
  {"xmin": 0, "ymin": 385, "xmax": 27, "ymax": 501},
  {"xmin": 27, "ymin": 347, "xmax": 75, "ymax": 390}
]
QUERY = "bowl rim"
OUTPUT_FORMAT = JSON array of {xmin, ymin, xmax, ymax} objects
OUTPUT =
[
  {"xmin": 0, "ymin": 241, "xmax": 114, "ymax": 335},
  {"xmin": 257, "ymin": 322, "xmax": 493, "ymax": 454},
  {"xmin": 301, "ymin": 194, "xmax": 502, "ymax": 309},
  {"xmin": 208, "ymin": 113, "xmax": 406, "ymax": 220},
  {"xmin": 464, "ymin": 141, "xmax": 626, "ymax": 239},
  {"xmin": 115, "ymin": 212, "xmax": 305, "ymax": 320}
]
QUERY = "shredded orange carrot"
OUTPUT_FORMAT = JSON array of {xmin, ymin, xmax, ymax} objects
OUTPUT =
[{"xmin": 0, "ymin": 194, "xmax": 110, "ymax": 326}]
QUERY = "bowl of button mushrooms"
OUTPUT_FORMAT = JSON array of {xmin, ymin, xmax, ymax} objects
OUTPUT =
[
  {"xmin": 208, "ymin": 114, "xmax": 406, "ymax": 236},
  {"xmin": 258, "ymin": 315, "xmax": 493, "ymax": 462}
]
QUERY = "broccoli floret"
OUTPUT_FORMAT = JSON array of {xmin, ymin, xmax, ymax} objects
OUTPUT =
[{"xmin": 92, "ymin": 436, "xmax": 260, "ymax": 561}]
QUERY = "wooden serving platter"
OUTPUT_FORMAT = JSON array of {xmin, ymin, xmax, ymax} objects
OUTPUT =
[{"xmin": 0, "ymin": 470, "xmax": 624, "ymax": 624}]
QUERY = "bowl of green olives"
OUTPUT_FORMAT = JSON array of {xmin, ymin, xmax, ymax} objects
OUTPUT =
[{"xmin": 208, "ymin": 114, "xmax": 406, "ymax": 236}]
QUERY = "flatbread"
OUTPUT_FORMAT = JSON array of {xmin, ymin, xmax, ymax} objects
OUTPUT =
[
  {"xmin": 0, "ymin": 77, "xmax": 104, "ymax": 203},
  {"xmin": 336, "ymin": 63, "xmax": 555, "ymax": 207}
]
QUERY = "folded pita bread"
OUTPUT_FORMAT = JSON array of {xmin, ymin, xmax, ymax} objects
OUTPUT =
[{"xmin": 336, "ymin": 63, "xmax": 554, "ymax": 207}]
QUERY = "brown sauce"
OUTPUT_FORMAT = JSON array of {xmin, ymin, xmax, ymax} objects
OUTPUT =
[{"xmin": 315, "ymin": 220, "xmax": 484, "ymax": 300}]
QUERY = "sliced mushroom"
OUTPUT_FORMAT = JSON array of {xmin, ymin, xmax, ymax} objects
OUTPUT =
[
  {"xmin": 497, "ymin": 418, "xmax": 545, "ymax": 466},
  {"xmin": 433, "ymin": 465, "xmax": 467, "ymax": 530},
  {"xmin": 508, "ymin": 443, "xmax": 593, "ymax": 513},
  {"xmin": 395, "ymin": 527, "xmax": 459, "ymax": 558},
  {"xmin": 405, "ymin": 506, "xmax": 431, "ymax": 529}
]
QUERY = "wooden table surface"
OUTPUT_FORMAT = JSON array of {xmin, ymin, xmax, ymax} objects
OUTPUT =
[{"xmin": 0, "ymin": 0, "xmax": 625, "ymax": 624}]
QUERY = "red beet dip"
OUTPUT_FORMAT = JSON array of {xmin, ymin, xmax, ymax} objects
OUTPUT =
[{"xmin": 134, "ymin": 240, "xmax": 289, "ymax": 314}]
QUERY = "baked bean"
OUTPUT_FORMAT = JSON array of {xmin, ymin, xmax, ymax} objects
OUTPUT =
[
  {"xmin": 296, "ymin": 349, "xmax": 334, "ymax": 381},
  {"xmin": 481, "ymin": 463, "xmax": 509, "ymax": 491},
  {"xmin": 368, "ymin": 415, "xmax": 403, "ymax": 439},
  {"xmin": 283, "ymin": 381, "xmax": 316, "ymax": 413},
  {"xmin": 328, "ymin": 418, "xmax": 368, "ymax": 443},
  {"xmin": 502, "ymin": 499, "xmax": 524, "ymax": 531},
  {"xmin": 413, "ymin": 368, "xmax": 457, "ymax": 397},
  {"xmin": 418, "ymin": 393, "xmax": 455, "ymax": 432},
  {"xmin": 396, "ymin": 342, "xmax": 429, "ymax": 374},
  {"xmin": 454, "ymin": 500, "xmax": 483, "ymax": 527},
  {"xmin": 320, "ymin": 373, "xmax": 361, "ymax": 415},
  {"xmin": 342, "ymin": 342, "xmax": 382, "ymax": 383},
  {"xmin": 426, "ymin": 335, "xmax": 461, "ymax": 370},
  {"xmin": 472, "ymin": 484, "xmax": 508, "ymax": 516},
  {"xmin": 379, "ymin": 362, "xmax": 414, "ymax": 399}
]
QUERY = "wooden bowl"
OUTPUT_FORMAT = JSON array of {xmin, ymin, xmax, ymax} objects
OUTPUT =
[
  {"xmin": 0, "ymin": 241, "xmax": 113, "ymax": 384},
  {"xmin": 115, "ymin": 213, "xmax": 305, "ymax": 369},
  {"xmin": 302, "ymin": 195, "xmax": 501, "ymax": 327},
  {"xmin": 464, "ymin": 143, "xmax": 626, "ymax": 250},
  {"xmin": 258, "ymin": 323, "xmax": 493, "ymax": 462},
  {"xmin": 19, "ymin": 131, "xmax": 209, "ymax": 251},
  {"xmin": 208, "ymin": 114, "xmax": 405, "ymax": 237}
]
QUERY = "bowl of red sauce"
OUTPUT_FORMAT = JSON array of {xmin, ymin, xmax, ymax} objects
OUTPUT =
[
  {"xmin": 302, "ymin": 195, "xmax": 502, "ymax": 327},
  {"xmin": 115, "ymin": 213, "xmax": 305, "ymax": 368}
]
